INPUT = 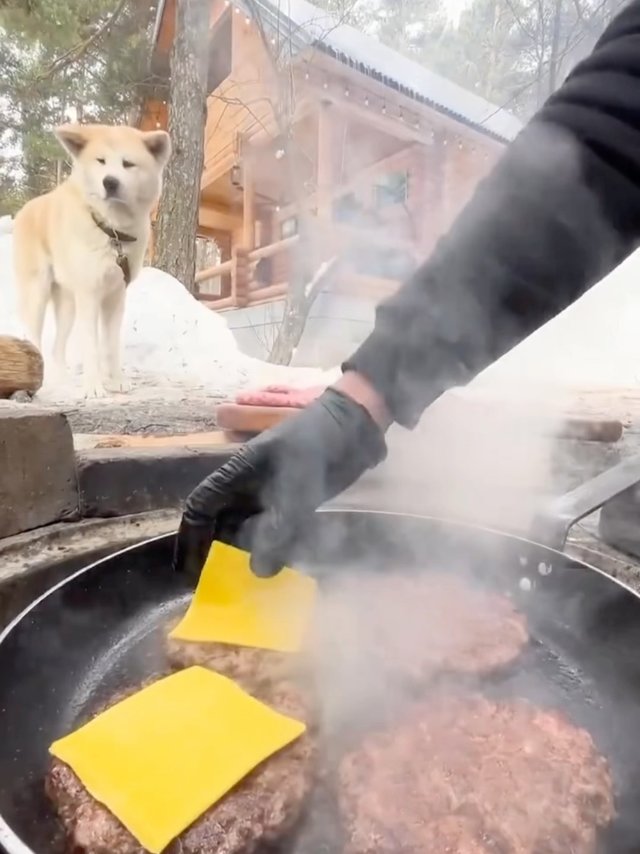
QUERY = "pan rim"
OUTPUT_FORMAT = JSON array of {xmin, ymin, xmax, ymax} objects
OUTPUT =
[
  {"xmin": 2, "ymin": 506, "xmax": 639, "ymax": 654},
  {"xmin": 1, "ymin": 507, "xmax": 638, "ymax": 854}
]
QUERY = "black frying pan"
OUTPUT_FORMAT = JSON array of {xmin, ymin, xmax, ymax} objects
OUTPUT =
[{"xmin": 2, "ymin": 456, "xmax": 640, "ymax": 854}]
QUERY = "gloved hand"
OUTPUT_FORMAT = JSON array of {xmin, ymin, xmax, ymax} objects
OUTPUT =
[{"xmin": 173, "ymin": 387, "xmax": 387, "ymax": 579}]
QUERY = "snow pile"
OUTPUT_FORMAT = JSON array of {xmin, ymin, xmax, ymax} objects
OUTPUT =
[
  {"xmin": 0, "ymin": 233, "xmax": 336, "ymax": 405},
  {"xmin": 4, "ymin": 217, "xmax": 638, "ymax": 409},
  {"xmin": 475, "ymin": 246, "xmax": 640, "ymax": 391}
]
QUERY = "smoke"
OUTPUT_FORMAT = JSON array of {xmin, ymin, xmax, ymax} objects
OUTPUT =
[
  {"xmin": 378, "ymin": 386, "xmax": 563, "ymax": 531},
  {"xmin": 270, "ymin": 119, "xmax": 635, "ymax": 776},
  {"xmin": 299, "ymin": 388, "xmax": 561, "ymax": 737}
]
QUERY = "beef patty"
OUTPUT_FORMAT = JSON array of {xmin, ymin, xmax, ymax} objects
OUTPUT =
[
  {"xmin": 339, "ymin": 693, "xmax": 615, "ymax": 853},
  {"xmin": 46, "ymin": 681, "xmax": 316, "ymax": 854},
  {"xmin": 315, "ymin": 572, "xmax": 529, "ymax": 686},
  {"xmin": 165, "ymin": 630, "xmax": 299, "ymax": 700}
]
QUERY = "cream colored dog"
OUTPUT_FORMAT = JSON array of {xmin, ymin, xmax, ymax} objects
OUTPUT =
[{"xmin": 12, "ymin": 124, "xmax": 171, "ymax": 398}]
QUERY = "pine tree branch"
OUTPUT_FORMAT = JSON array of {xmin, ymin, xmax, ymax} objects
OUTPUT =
[
  {"xmin": 0, "ymin": 0, "xmax": 36, "ymax": 11},
  {"xmin": 36, "ymin": 0, "xmax": 128, "ymax": 81}
]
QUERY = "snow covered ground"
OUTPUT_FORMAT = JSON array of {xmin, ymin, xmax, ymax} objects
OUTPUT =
[
  {"xmin": 474, "ymin": 246, "xmax": 640, "ymax": 393},
  {"xmin": 0, "ymin": 232, "xmax": 337, "ymax": 411},
  {"xmin": 2, "ymin": 218, "xmax": 640, "ymax": 421}
]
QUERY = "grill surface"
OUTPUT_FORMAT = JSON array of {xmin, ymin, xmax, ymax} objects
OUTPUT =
[{"xmin": 2, "ymin": 511, "xmax": 640, "ymax": 854}]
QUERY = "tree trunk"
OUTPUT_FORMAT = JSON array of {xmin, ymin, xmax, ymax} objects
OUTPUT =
[
  {"xmin": 154, "ymin": 0, "xmax": 209, "ymax": 293},
  {"xmin": 547, "ymin": 0, "xmax": 563, "ymax": 96},
  {"xmin": 485, "ymin": 0, "xmax": 498, "ymax": 99},
  {"xmin": 268, "ymin": 257, "xmax": 338, "ymax": 365},
  {"xmin": 268, "ymin": 293, "xmax": 312, "ymax": 365},
  {"xmin": 243, "ymin": 0, "xmax": 336, "ymax": 364}
]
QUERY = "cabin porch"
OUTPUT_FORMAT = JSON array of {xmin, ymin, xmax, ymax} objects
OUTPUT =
[{"xmin": 193, "ymin": 102, "xmax": 429, "ymax": 319}]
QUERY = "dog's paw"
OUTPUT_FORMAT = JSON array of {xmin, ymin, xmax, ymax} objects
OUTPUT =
[
  {"xmin": 10, "ymin": 390, "xmax": 34, "ymax": 403},
  {"xmin": 104, "ymin": 376, "xmax": 132, "ymax": 394},
  {"xmin": 83, "ymin": 379, "xmax": 109, "ymax": 399}
]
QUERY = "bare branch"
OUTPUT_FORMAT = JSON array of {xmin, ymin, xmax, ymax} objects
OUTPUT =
[
  {"xmin": 36, "ymin": 0, "xmax": 128, "ymax": 81},
  {"xmin": 504, "ymin": 0, "xmax": 536, "ymax": 43}
]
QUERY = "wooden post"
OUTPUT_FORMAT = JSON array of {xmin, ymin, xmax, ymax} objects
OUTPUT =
[
  {"xmin": 317, "ymin": 101, "xmax": 333, "ymax": 220},
  {"xmin": 232, "ymin": 246, "xmax": 250, "ymax": 307},
  {"xmin": 242, "ymin": 155, "xmax": 255, "ymax": 251}
]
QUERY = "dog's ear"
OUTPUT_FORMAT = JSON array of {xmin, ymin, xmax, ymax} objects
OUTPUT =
[
  {"xmin": 55, "ymin": 125, "xmax": 89, "ymax": 159},
  {"xmin": 142, "ymin": 130, "xmax": 171, "ymax": 166}
]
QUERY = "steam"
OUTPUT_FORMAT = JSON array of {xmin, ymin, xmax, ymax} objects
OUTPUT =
[
  {"xmin": 271, "ymin": 122, "xmax": 630, "ymax": 750},
  {"xmin": 378, "ymin": 385, "xmax": 563, "ymax": 532},
  {"xmin": 295, "ymin": 122, "xmax": 622, "ymax": 532}
]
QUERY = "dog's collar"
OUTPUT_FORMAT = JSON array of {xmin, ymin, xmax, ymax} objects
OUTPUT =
[
  {"xmin": 91, "ymin": 212, "xmax": 137, "ymax": 245},
  {"xmin": 91, "ymin": 212, "xmax": 137, "ymax": 286}
]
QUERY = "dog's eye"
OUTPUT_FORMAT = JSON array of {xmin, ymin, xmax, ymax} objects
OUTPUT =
[
  {"xmin": 122, "ymin": 160, "xmax": 135, "ymax": 169},
  {"xmin": 97, "ymin": 158, "xmax": 106, "ymax": 165}
]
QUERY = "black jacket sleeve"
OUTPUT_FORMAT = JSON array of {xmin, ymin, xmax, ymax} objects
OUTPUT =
[{"xmin": 344, "ymin": 1, "xmax": 640, "ymax": 429}]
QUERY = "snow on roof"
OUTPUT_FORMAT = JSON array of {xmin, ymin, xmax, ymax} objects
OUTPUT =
[{"xmin": 246, "ymin": 0, "xmax": 522, "ymax": 142}]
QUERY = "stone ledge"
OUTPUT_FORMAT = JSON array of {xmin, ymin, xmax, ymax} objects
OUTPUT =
[
  {"xmin": 0, "ymin": 407, "xmax": 78, "ymax": 538},
  {"xmin": 0, "ymin": 510, "xmax": 178, "ymax": 629},
  {"xmin": 77, "ymin": 446, "xmax": 237, "ymax": 517}
]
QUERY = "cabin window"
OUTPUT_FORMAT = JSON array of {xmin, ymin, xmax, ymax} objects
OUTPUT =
[
  {"xmin": 196, "ymin": 232, "xmax": 231, "ymax": 298},
  {"xmin": 374, "ymin": 170, "xmax": 409, "ymax": 208},
  {"xmin": 254, "ymin": 257, "xmax": 273, "ymax": 287},
  {"xmin": 280, "ymin": 215, "xmax": 298, "ymax": 239},
  {"xmin": 333, "ymin": 192, "xmax": 360, "ymax": 223},
  {"xmin": 207, "ymin": 10, "xmax": 232, "ymax": 94}
]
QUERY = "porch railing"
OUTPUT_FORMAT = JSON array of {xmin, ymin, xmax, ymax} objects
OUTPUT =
[
  {"xmin": 195, "ymin": 236, "xmax": 298, "ymax": 310},
  {"xmin": 195, "ymin": 222, "xmax": 414, "ymax": 310}
]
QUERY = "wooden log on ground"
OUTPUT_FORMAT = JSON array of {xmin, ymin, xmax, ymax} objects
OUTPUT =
[
  {"xmin": 216, "ymin": 403, "xmax": 300, "ymax": 435},
  {"xmin": 0, "ymin": 336, "xmax": 44, "ymax": 398}
]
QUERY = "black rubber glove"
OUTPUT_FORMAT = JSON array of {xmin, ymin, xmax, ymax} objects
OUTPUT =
[{"xmin": 173, "ymin": 388, "xmax": 387, "ymax": 579}]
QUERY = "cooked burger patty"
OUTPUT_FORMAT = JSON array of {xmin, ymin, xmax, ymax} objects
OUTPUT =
[
  {"xmin": 46, "ymin": 682, "xmax": 316, "ymax": 854},
  {"xmin": 339, "ymin": 693, "xmax": 615, "ymax": 853},
  {"xmin": 165, "ymin": 631, "xmax": 298, "ymax": 699},
  {"xmin": 316, "ymin": 572, "xmax": 529, "ymax": 685}
]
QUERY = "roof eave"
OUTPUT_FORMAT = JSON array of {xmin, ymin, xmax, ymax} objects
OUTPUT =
[
  {"xmin": 314, "ymin": 42, "xmax": 513, "ymax": 144},
  {"xmin": 245, "ymin": 0, "xmax": 516, "ymax": 144}
]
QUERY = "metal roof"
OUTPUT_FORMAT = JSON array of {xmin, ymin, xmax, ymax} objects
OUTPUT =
[
  {"xmin": 151, "ymin": 0, "xmax": 522, "ymax": 142},
  {"xmin": 245, "ymin": 0, "xmax": 522, "ymax": 142}
]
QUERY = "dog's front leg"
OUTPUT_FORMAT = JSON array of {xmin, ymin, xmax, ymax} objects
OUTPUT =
[
  {"xmin": 100, "ymin": 284, "xmax": 130, "ymax": 393},
  {"xmin": 75, "ymin": 292, "xmax": 107, "ymax": 398},
  {"xmin": 50, "ymin": 285, "xmax": 75, "ymax": 383}
]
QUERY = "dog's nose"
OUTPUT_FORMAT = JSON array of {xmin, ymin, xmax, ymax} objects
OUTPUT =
[{"xmin": 103, "ymin": 176, "xmax": 119, "ymax": 195}]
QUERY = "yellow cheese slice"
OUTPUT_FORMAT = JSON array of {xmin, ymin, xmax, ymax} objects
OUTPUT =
[
  {"xmin": 50, "ymin": 667, "xmax": 306, "ymax": 853},
  {"xmin": 169, "ymin": 541, "xmax": 317, "ymax": 652}
]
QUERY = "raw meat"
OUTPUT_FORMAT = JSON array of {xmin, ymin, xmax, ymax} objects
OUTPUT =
[
  {"xmin": 235, "ymin": 385, "xmax": 325, "ymax": 408},
  {"xmin": 339, "ymin": 693, "xmax": 615, "ymax": 853}
]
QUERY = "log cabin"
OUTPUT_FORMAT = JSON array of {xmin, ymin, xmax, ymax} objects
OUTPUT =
[{"xmin": 143, "ymin": 0, "xmax": 521, "ymax": 364}]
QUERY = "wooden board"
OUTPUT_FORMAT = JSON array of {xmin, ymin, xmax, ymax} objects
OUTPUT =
[
  {"xmin": 215, "ymin": 404, "xmax": 300, "ymax": 434},
  {"xmin": 74, "ymin": 431, "xmax": 231, "ymax": 450},
  {"xmin": 215, "ymin": 401, "xmax": 623, "ymax": 443}
]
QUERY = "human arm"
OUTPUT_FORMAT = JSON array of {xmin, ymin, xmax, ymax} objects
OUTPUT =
[
  {"xmin": 344, "ymin": 3, "xmax": 640, "ymax": 426},
  {"xmin": 175, "ymin": 3, "xmax": 640, "ymax": 578}
]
